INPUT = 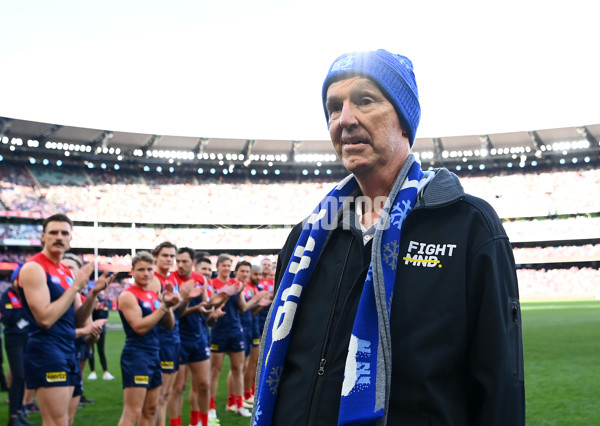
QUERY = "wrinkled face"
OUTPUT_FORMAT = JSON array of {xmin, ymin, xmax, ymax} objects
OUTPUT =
[
  {"xmin": 155, "ymin": 247, "xmax": 176, "ymax": 272},
  {"xmin": 325, "ymin": 77, "xmax": 410, "ymax": 178},
  {"xmin": 132, "ymin": 260, "xmax": 154, "ymax": 287},
  {"xmin": 217, "ymin": 259, "xmax": 232, "ymax": 279},
  {"xmin": 61, "ymin": 258, "xmax": 80, "ymax": 275},
  {"xmin": 176, "ymin": 252, "xmax": 194, "ymax": 278},
  {"xmin": 196, "ymin": 261, "xmax": 212, "ymax": 280},
  {"xmin": 42, "ymin": 221, "xmax": 72, "ymax": 255},
  {"xmin": 250, "ymin": 269, "xmax": 261, "ymax": 285},
  {"xmin": 235, "ymin": 265, "xmax": 250, "ymax": 282}
]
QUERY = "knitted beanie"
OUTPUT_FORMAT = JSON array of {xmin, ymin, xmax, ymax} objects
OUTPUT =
[{"xmin": 322, "ymin": 49, "xmax": 420, "ymax": 146}]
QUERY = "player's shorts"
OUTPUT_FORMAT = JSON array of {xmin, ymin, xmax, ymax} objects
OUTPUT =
[
  {"xmin": 121, "ymin": 347, "xmax": 162, "ymax": 389},
  {"xmin": 159, "ymin": 342, "xmax": 180, "ymax": 373},
  {"xmin": 75, "ymin": 341, "xmax": 92, "ymax": 361},
  {"xmin": 210, "ymin": 328, "xmax": 245, "ymax": 353},
  {"xmin": 72, "ymin": 376, "xmax": 83, "ymax": 397},
  {"xmin": 25, "ymin": 350, "xmax": 80, "ymax": 389},
  {"xmin": 179, "ymin": 337, "xmax": 210, "ymax": 364}
]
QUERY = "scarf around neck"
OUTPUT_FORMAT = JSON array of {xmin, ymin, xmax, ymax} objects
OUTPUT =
[{"xmin": 254, "ymin": 156, "xmax": 426, "ymax": 425}]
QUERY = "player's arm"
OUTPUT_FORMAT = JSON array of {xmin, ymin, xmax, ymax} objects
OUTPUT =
[
  {"xmin": 237, "ymin": 286, "xmax": 265, "ymax": 313},
  {"xmin": 20, "ymin": 261, "xmax": 91, "ymax": 330},
  {"xmin": 118, "ymin": 290, "xmax": 175, "ymax": 335},
  {"xmin": 75, "ymin": 270, "xmax": 115, "ymax": 327}
]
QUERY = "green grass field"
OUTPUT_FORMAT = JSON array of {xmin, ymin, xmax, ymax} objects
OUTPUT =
[{"xmin": 2, "ymin": 300, "xmax": 599, "ymax": 425}]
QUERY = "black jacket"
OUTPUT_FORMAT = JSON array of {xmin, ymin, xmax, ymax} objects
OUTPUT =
[{"xmin": 269, "ymin": 168, "xmax": 525, "ymax": 425}]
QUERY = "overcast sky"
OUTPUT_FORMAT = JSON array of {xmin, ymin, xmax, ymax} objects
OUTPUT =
[{"xmin": 1, "ymin": 0, "xmax": 599, "ymax": 141}]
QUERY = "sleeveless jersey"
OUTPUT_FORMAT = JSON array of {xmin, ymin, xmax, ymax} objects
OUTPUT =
[
  {"xmin": 170, "ymin": 271, "xmax": 208, "ymax": 341},
  {"xmin": 154, "ymin": 271, "xmax": 181, "ymax": 345},
  {"xmin": 210, "ymin": 277, "xmax": 242, "ymax": 334},
  {"xmin": 119, "ymin": 285, "xmax": 162, "ymax": 350},
  {"xmin": 18, "ymin": 252, "xmax": 76, "ymax": 355}
]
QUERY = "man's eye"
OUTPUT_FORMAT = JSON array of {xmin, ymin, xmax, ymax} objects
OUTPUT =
[{"xmin": 359, "ymin": 97, "xmax": 374, "ymax": 106}]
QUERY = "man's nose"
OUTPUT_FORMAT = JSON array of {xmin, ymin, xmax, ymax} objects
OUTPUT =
[{"xmin": 339, "ymin": 102, "xmax": 359, "ymax": 129}]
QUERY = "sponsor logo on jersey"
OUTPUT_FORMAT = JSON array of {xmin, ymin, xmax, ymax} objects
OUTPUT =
[
  {"xmin": 142, "ymin": 301, "xmax": 151, "ymax": 309},
  {"xmin": 51, "ymin": 276, "xmax": 61, "ymax": 285},
  {"xmin": 402, "ymin": 240, "xmax": 457, "ymax": 268},
  {"xmin": 46, "ymin": 372, "xmax": 67, "ymax": 382},
  {"xmin": 153, "ymin": 300, "xmax": 161, "ymax": 310},
  {"xmin": 134, "ymin": 375, "xmax": 149, "ymax": 385},
  {"xmin": 66, "ymin": 276, "xmax": 74, "ymax": 286}
]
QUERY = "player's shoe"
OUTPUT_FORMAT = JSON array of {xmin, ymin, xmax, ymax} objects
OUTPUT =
[
  {"xmin": 225, "ymin": 403, "xmax": 237, "ymax": 412},
  {"xmin": 236, "ymin": 407, "xmax": 252, "ymax": 417},
  {"xmin": 87, "ymin": 371, "xmax": 97, "ymax": 380},
  {"xmin": 103, "ymin": 371, "xmax": 115, "ymax": 380},
  {"xmin": 208, "ymin": 409, "xmax": 217, "ymax": 420},
  {"xmin": 242, "ymin": 400, "xmax": 253, "ymax": 409},
  {"xmin": 244, "ymin": 395, "xmax": 255, "ymax": 404}
]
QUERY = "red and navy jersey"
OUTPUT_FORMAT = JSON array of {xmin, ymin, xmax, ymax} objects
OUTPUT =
[
  {"xmin": 17, "ymin": 252, "xmax": 76, "ymax": 355},
  {"xmin": 119, "ymin": 285, "xmax": 162, "ymax": 350},
  {"xmin": 240, "ymin": 282, "xmax": 256, "ymax": 333},
  {"xmin": 171, "ymin": 271, "xmax": 208, "ymax": 340},
  {"xmin": 210, "ymin": 277, "xmax": 242, "ymax": 334},
  {"xmin": 0, "ymin": 288, "xmax": 31, "ymax": 339},
  {"xmin": 256, "ymin": 278, "xmax": 274, "ymax": 332},
  {"xmin": 154, "ymin": 271, "xmax": 180, "ymax": 344}
]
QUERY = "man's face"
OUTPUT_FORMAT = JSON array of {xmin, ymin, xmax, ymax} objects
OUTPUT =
[
  {"xmin": 61, "ymin": 258, "xmax": 80, "ymax": 275},
  {"xmin": 236, "ymin": 265, "xmax": 250, "ymax": 282},
  {"xmin": 261, "ymin": 259, "xmax": 272, "ymax": 275},
  {"xmin": 176, "ymin": 252, "xmax": 193, "ymax": 278},
  {"xmin": 217, "ymin": 259, "xmax": 232, "ymax": 279},
  {"xmin": 41, "ymin": 221, "xmax": 72, "ymax": 255},
  {"xmin": 325, "ymin": 77, "xmax": 410, "ymax": 179},
  {"xmin": 250, "ymin": 269, "xmax": 261, "ymax": 285},
  {"xmin": 196, "ymin": 261, "xmax": 212, "ymax": 280},
  {"xmin": 155, "ymin": 247, "xmax": 176, "ymax": 272},
  {"xmin": 132, "ymin": 261, "xmax": 154, "ymax": 286}
]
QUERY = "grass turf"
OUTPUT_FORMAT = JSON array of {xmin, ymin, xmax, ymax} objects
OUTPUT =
[{"xmin": 2, "ymin": 300, "xmax": 599, "ymax": 425}]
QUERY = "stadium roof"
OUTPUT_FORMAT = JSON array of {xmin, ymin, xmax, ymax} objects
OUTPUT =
[{"xmin": 2, "ymin": 116, "xmax": 599, "ymax": 158}]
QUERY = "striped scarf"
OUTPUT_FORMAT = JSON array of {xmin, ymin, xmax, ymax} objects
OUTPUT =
[{"xmin": 254, "ymin": 158, "xmax": 425, "ymax": 425}]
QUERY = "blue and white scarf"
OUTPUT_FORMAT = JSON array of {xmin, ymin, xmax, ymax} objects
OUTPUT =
[{"xmin": 254, "ymin": 158, "xmax": 426, "ymax": 426}]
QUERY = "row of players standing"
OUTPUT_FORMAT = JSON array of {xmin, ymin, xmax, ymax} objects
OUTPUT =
[{"xmin": 117, "ymin": 242, "xmax": 274, "ymax": 426}]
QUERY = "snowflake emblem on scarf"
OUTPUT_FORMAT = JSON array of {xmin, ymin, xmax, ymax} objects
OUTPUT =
[
  {"xmin": 252, "ymin": 400, "xmax": 262, "ymax": 425},
  {"xmin": 390, "ymin": 200, "xmax": 412, "ymax": 229},
  {"xmin": 382, "ymin": 240, "xmax": 399, "ymax": 271},
  {"xmin": 267, "ymin": 366, "xmax": 283, "ymax": 395}
]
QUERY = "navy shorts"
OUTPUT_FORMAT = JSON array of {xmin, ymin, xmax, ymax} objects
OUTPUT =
[
  {"xmin": 25, "ymin": 350, "xmax": 80, "ymax": 389},
  {"xmin": 180, "ymin": 337, "xmax": 210, "ymax": 364},
  {"xmin": 121, "ymin": 347, "xmax": 162, "ymax": 389},
  {"xmin": 160, "ymin": 342, "xmax": 180, "ymax": 373},
  {"xmin": 210, "ymin": 328, "xmax": 245, "ymax": 353},
  {"xmin": 76, "ymin": 341, "xmax": 92, "ymax": 361}
]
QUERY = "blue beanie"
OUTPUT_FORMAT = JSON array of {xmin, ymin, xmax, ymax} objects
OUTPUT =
[{"xmin": 322, "ymin": 49, "xmax": 420, "ymax": 146}]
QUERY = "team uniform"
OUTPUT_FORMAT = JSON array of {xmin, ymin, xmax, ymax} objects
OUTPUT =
[
  {"xmin": 256, "ymin": 278, "xmax": 274, "ymax": 334},
  {"xmin": 155, "ymin": 272, "xmax": 181, "ymax": 374},
  {"xmin": 209, "ymin": 277, "xmax": 245, "ymax": 353},
  {"xmin": 240, "ymin": 282, "xmax": 258, "ymax": 356},
  {"xmin": 1, "ymin": 285, "xmax": 31, "ymax": 418},
  {"xmin": 73, "ymin": 293, "xmax": 89, "ymax": 397},
  {"xmin": 119, "ymin": 285, "xmax": 163, "ymax": 389},
  {"xmin": 170, "ymin": 271, "xmax": 211, "ymax": 364},
  {"xmin": 17, "ymin": 252, "xmax": 80, "ymax": 389}
]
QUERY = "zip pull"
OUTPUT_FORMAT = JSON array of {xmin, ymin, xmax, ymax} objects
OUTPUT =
[
  {"xmin": 318, "ymin": 358, "xmax": 327, "ymax": 376},
  {"xmin": 512, "ymin": 301, "xmax": 519, "ymax": 322}
]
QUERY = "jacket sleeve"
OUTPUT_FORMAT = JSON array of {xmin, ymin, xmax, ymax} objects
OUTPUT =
[
  {"xmin": 465, "ymin": 233, "xmax": 525, "ymax": 425},
  {"xmin": 0, "ymin": 290, "xmax": 23, "ymax": 329}
]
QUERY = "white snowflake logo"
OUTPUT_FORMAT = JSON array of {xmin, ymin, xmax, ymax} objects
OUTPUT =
[{"xmin": 390, "ymin": 200, "xmax": 412, "ymax": 229}]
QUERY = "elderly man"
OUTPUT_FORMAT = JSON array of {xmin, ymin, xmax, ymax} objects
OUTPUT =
[{"xmin": 254, "ymin": 50, "xmax": 525, "ymax": 425}]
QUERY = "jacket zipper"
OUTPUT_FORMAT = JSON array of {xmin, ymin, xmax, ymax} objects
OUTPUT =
[{"xmin": 305, "ymin": 237, "xmax": 354, "ymax": 424}]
